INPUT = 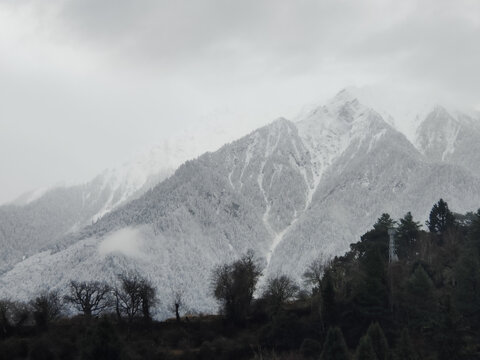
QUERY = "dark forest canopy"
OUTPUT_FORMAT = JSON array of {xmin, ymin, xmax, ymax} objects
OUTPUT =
[{"xmin": 2, "ymin": 199, "xmax": 480, "ymax": 359}]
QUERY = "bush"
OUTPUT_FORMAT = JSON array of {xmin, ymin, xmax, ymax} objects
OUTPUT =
[
  {"xmin": 0, "ymin": 337, "xmax": 29, "ymax": 360},
  {"xmin": 80, "ymin": 318, "xmax": 122, "ymax": 360},
  {"xmin": 262, "ymin": 312, "xmax": 306, "ymax": 350},
  {"xmin": 300, "ymin": 338, "xmax": 322, "ymax": 358},
  {"xmin": 198, "ymin": 341, "xmax": 215, "ymax": 360},
  {"xmin": 30, "ymin": 339, "xmax": 56, "ymax": 360}
]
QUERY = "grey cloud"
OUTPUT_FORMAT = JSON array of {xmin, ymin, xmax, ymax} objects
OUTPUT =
[
  {"xmin": 0, "ymin": 0, "xmax": 479, "ymax": 203},
  {"xmin": 342, "ymin": 1, "xmax": 480, "ymax": 104}
]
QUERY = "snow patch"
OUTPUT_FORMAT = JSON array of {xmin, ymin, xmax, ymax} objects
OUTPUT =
[
  {"xmin": 368, "ymin": 129, "xmax": 387, "ymax": 153},
  {"xmin": 239, "ymin": 133, "xmax": 259, "ymax": 188},
  {"xmin": 441, "ymin": 122, "xmax": 460, "ymax": 161}
]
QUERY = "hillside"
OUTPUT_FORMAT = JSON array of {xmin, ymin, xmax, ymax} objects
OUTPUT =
[{"xmin": 1, "ymin": 89, "xmax": 480, "ymax": 317}]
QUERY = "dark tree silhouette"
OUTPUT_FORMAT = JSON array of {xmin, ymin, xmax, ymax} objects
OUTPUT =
[
  {"xmin": 303, "ymin": 253, "xmax": 332, "ymax": 292},
  {"xmin": 405, "ymin": 265, "xmax": 436, "ymax": 331},
  {"xmin": 30, "ymin": 290, "xmax": 62, "ymax": 330},
  {"xmin": 321, "ymin": 271, "xmax": 336, "ymax": 328},
  {"xmin": 168, "ymin": 291, "xmax": 183, "ymax": 322},
  {"xmin": 64, "ymin": 280, "xmax": 112, "ymax": 317},
  {"xmin": 454, "ymin": 248, "xmax": 480, "ymax": 325},
  {"xmin": 262, "ymin": 274, "xmax": 299, "ymax": 315},
  {"xmin": 394, "ymin": 328, "xmax": 419, "ymax": 360},
  {"xmin": 395, "ymin": 212, "xmax": 421, "ymax": 260},
  {"xmin": 320, "ymin": 326, "xmax": 350, "ymax": 360},
  {"xmin": 373, "ymin": 213, "xmax": 396, "ymax": 232},
  {"xmin": 366, "ymin": 322, "xmax": 389, "ymax": 360},
  {"xmin": 426, "ymin": 199, "xmax": 455, "ymax": 234},
  {"xmin": 356, "ymin": 334, "xmax": 378, "ymax": 360},
  {"xmin": 0, "ymin": 300, "xmax": 13, "ymax": 338},
  {"xmin": 114, "ymin": 273, "xmax": 156, "ymax": 323},
  {"xmin": 139, "ymin": 279, "xmax": 156, "ymax": 321},
  {"xmin": 211, "ymin": 250, "xmax": 262, "ymax": 324}
]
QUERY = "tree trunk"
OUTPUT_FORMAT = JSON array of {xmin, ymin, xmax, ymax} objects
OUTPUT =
[{"xmin": 175, "ymin": 303, "xmax": 180, "ymax": 322}]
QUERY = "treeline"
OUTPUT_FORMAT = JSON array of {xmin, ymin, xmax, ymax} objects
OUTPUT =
[
  {"xmin": 2, "ymin": 199, "xmax": 480, "ymax": 359},
  {"xmin": 1, "ymin": 273, "xmax": 159, "ymax": 330}
]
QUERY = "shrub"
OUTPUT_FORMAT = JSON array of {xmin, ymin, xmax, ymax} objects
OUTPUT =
[{"xmin": 300, "ymin": 338, "xmax": 322, "ymax": 358}]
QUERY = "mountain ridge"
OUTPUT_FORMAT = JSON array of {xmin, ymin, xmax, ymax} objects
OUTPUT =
[{"xmin": 2, "ymin": 88, "xmax": 480, "ymax": 318}]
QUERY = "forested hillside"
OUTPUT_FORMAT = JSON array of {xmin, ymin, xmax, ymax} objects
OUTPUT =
[
  {"xmin": 4, "ymin": 91, "xmax": 480, "ymax": 316},
  {"xmin": 0, "ymin": 147, "xmax": 175, "ymax": 274},
  {"xmin": 2, "ymin": 199, "xmax": 480, "ymax": 359}
]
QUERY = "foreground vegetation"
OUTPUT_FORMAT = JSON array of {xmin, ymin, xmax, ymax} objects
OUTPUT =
[{"xmin": 2, "ymin": 199, "xmax": 480, "ymax": 359}]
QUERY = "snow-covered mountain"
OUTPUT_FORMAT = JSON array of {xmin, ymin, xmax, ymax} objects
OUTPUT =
[
  {"xmin": 2, "ymin": 87, "xmax": 480, "ymax": 318},
  {"xmin": 0, "ymin": 142, "xmax": 201, "ymax": 272}
]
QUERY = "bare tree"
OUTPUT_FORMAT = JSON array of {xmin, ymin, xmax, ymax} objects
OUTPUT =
[
  {"xmin": 168, "ymin": 291, "xmax": 183, "ymax": 322},
  {"xmin": 262, "ymin": 274, "xmax": 299, "ymax": 315},
  {"xmin": 139, "ymin": 279, "xmax": 156, "ymax": 321},
  {"xmin": 303, "ymin": 254, "xmax": 332, "ymax": 292},
  {"xmin": 64, "ymin": 280, "xmax": 112, "ymax": 317},
  {"xmin": 30, "ymin": 290, "xmax": 62, "ymax": 329},
  {"xmin": 114, "ymin": 273, "xmax": 156, "ymax": 323}
]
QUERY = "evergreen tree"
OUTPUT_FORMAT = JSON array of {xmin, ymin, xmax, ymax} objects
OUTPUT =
[
  {"xmin": 394, "ymin": 329, "xmax": 419, "ymax": 360},
  {"xmin": 351, "ymin": 214, "xmax": 393, "ymax": 262},
  {"xmin": 435, "ymin": 295, "xmax": 463, "ymax": 360},
  {"xmin": 426, "ymin": 199, "xmax": 455, "ymax": 234},
  {"xmin": 374, "ymin": 214, "xmax": 396, "ymax": 232},
  {"xmin": 454, "ymin": 248, "xmax": 480, "ymax": 327},
  {"xmin": 300, "ymin": 338, "xmax": 323, "ymax": 359},
  {"xmin": 354, "ymin": 247, "xmax": 389, "ymax": 326},
  {"xmin": 321, "ymin": 271, "xmax": 336, "ymax": 327},
  {"xmin": 355, "ymin": 335, "xmax": 378, "ymax": 360},
  {"xmin": 395, "ymin": 212, "xmax": 421, "ymax": 260},
  {"xmin": 405, "ymin": 265, "xmax": 437, "ymax": 331},
  {"xmin": 320, "ymin": 327, "xmax": 351, "ymax": 360},
  {"xmin": 366, "ymin": 322, "xmax": 389, "ymax": 360},
  {"xmin": 468, "ymin": 209, "xmax": 480, "ymax": 253}
]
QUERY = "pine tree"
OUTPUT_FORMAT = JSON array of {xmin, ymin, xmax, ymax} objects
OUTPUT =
[
  {"xmin": 468, "ymin": 209, "xmax": 480, "ymax": 253},
  {"xmin": 374, "ymin": 214, "xmax": 396, "ymax": 232},
  {"xmin": 435, "ymin": 295, "xmax": 463, "ymax": 360},
  {"xmin": 405, "ymin": 265, "xmax": 436, "ymax": 331},
  {"xmin": 351, "ymin": 214, "xmax": 393, "ymax": 262},
  {"xmin": 366, "ymin": 322, "xmax": 389, "ymax": 360},
  {"xmin": 394, "ymin": 329, "xmax": 419, "ymax": 360},
  {"xmin": 395, "ymin": 212, "xmax": 421, "ymax": 260},
  {"xmin": 321, "ymin": 271, "xmax": 336, "ymax": 327},
  {"xmin": 454, "ymin": 248, "xmax": 480, "ymax": 326},
  {"xmin": 356, "ymin": 335, "xmax": 378, "ymax": 360},
  {"xmin": 320, "ymin": 327, "xmax": 351, "ymax": 360},
  {"xmin": 354, "ymin": 248, "xmax": 389, "ymax": 325},
  {"xmin": 426, "ymin": 199, "xmax": 455, "ymax": 234}
]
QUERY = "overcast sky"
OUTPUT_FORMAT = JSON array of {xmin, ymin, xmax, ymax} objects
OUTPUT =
[{"xmin": 1, "ymin": 0, "xmax": 479, "ymax": 204}]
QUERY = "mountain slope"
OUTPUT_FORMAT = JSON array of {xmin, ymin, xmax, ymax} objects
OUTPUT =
[
  {"xmin": 0, "ymin": 145, "xmax": 183, "ymax": 272},
  {"xmin": 0, "ymin": 118, "xmax": 318, "ymax": 314},
  {"xmin": 416, "ymin": 106, "xmax": 480, "ymax": 177},
  {"xmin": 2, "ymin": 89, "xmax": 480, "ymax": 318}
]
